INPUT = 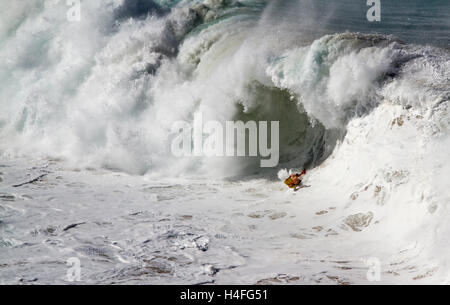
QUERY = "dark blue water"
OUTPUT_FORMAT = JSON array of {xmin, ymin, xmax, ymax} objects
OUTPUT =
[
  {"xmin": 264, "ymin": 0, "xmax": 450, "ymax": 48},
  {"xmin": 329, "ymin": 0, "xmax": 449, "ymax": 48}
]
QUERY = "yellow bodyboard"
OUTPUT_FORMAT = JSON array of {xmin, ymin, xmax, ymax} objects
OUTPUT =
[{"xmin": 284, "ymin": 177, "xmax": 296, "ymax": 188}]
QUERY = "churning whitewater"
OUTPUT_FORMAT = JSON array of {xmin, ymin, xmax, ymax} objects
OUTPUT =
[{"xmin": 0, "ymin": 0, "xmax": 449, "ymax": 284}]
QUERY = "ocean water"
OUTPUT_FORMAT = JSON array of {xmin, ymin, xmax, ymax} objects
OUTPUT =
[
  {"xmin": 276, "ymin": 0, "xmax": 450, "ymax": 48},
  {"xmin": 0, "ymin": 0, "xmax": 449, "ymax": 284}
]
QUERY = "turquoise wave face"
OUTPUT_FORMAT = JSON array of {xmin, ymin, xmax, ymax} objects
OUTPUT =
[{"xmin": 178, "ymin": 0, "xmax": 449, "ymax": 48}]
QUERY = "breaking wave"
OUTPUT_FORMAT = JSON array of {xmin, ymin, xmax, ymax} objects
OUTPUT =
[{"xmin": 0, "ymin": 0, "xmax": 448, "ymax": 177}]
